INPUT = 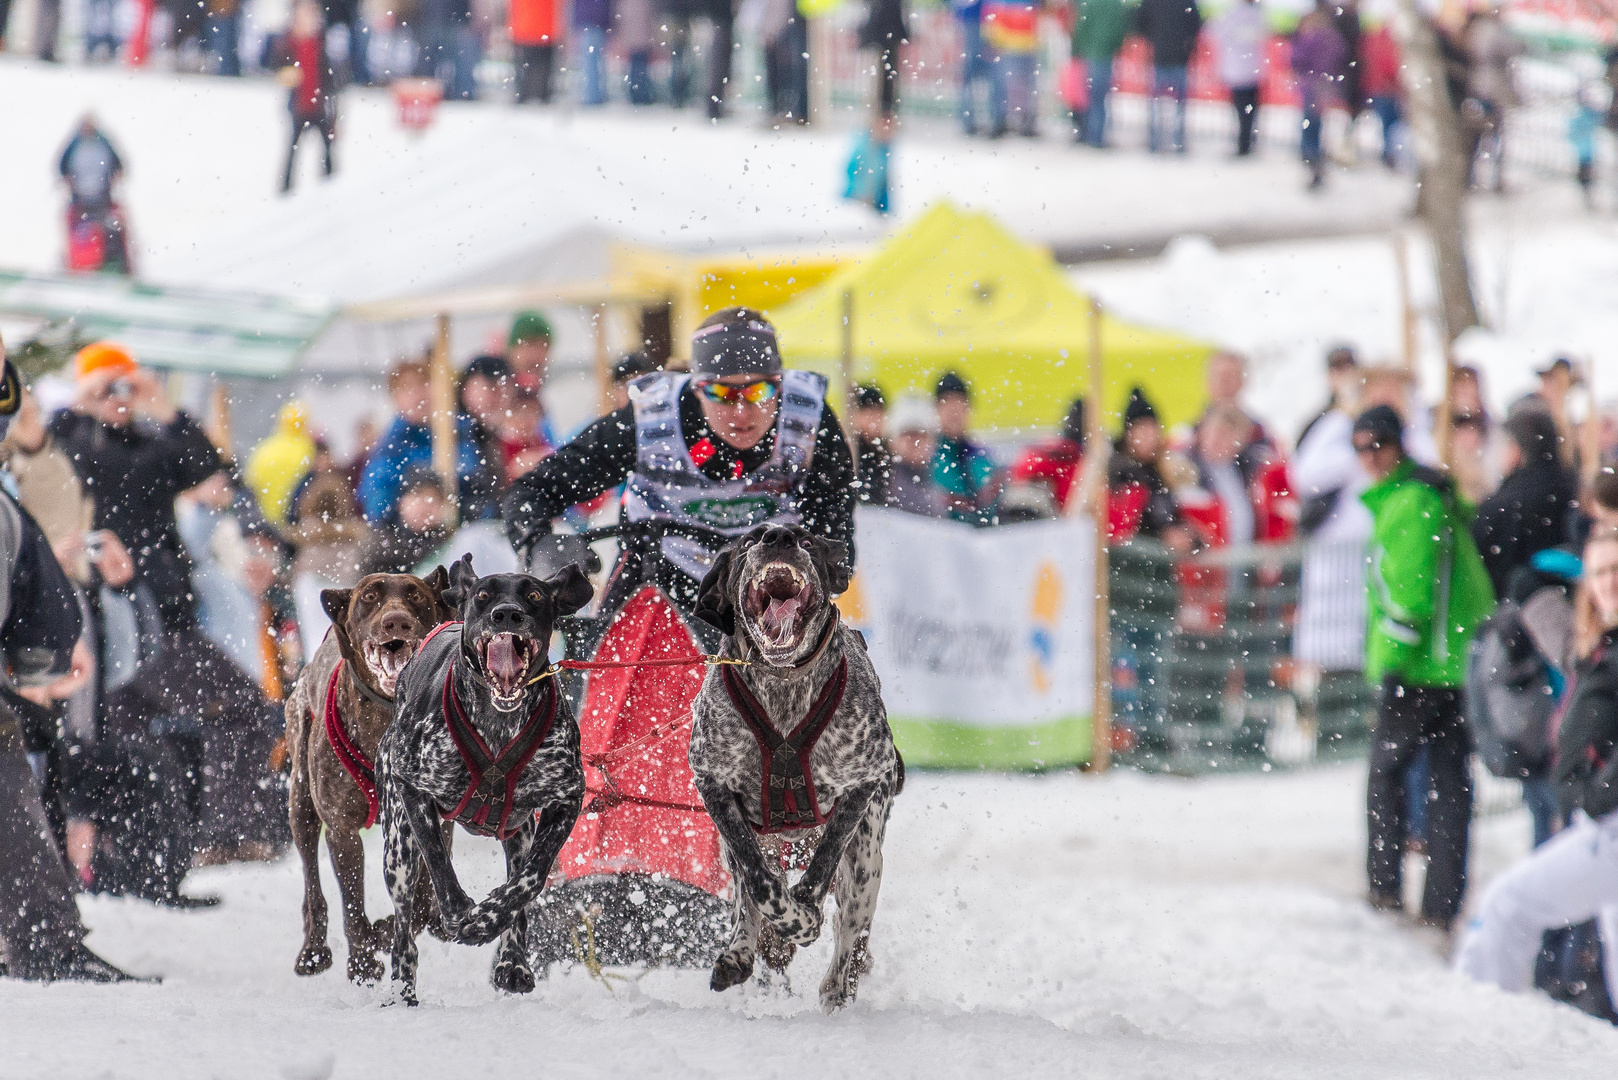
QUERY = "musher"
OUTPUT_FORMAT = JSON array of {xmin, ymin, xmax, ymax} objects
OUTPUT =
[
  {"xmin": 500, "ymin": 306, "xmax": 857, "ymax": 970},
  {"xmin": 503, "ymin": 306, "xmax": 856, "ymax": 622}
]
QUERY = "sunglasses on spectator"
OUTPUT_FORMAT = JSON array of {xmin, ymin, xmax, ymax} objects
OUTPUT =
[{"xmin": 697, "ymin": 379, "xmax": 780, "ymax": 406}]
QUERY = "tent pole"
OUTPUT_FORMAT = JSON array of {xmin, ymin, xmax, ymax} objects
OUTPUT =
[
  {"xmin": 430, "ymin": 311, "xmax": 459, "ymax": 526},
  {"xmin": 1394, "ymin": 233, "xmax": 1416, "ymax": 373},
  {"xmin": 594, "ymin": 303, "xmax": 613, "ymax": 416},
  {"xmin": 1087, "ymin": 297, "xmax": 1111, "ymax": 774}
]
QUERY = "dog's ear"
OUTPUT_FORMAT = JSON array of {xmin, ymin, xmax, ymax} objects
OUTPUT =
[
  {"xmin": 421, "ymin": 565, "xmax": 455, "ymax": 622},
  {"xmin": 441, "ymin": 554, "xmax": 478, "ymax": 614},
  {"xmin": 543, "ymin": 564, "xmax": 594, "ymax": 617},
  {"xmin": 808, "ymin": 536, "xmax": 851, "ymax": 596},
  {"xmin": 693, "ymin": 547, "xmax": 737, "ymax": 636},
  {"xmin": 321, "ymin": 588, "xmax": 358, "ymax": 662}
]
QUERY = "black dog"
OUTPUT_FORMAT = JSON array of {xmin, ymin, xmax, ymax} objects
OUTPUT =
[
  {"xmin": 377, "ymin": 554, "xmax": 593, "ymax": 1004},
  {"xmin": 688, "ymin": 524, "xmax": 900, "ymax": 1012}
]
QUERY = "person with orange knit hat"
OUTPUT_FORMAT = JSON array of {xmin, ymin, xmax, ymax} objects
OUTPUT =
[{"xmin": 49, "ymin": 342, "xmax": 223, "ymax": 633}]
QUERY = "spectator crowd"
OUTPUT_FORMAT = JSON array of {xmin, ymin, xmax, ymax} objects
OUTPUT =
[
  {"xmin": 4, "ymin": 280, "xmax": 1618, "ymax": 1020},
  {"xmin": 12, "ymin": 0, "xmax": 1618, "ymax": 200}
]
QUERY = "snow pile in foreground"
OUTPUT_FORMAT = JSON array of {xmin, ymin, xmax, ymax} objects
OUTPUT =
[{"xmin": 3, "ymin": 765, "xmax": 1613, "ymax": 1079}]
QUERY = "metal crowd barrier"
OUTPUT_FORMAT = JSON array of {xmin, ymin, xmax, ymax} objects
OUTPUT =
[{"xmin": 1109, "ymin": 537, "xmax": 1378, "ymax": 774}]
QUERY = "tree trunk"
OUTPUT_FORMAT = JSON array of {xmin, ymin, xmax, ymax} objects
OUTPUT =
[{"xmin": 1391, "ymin": 1, "xmax": 1480, "ymax": 341}]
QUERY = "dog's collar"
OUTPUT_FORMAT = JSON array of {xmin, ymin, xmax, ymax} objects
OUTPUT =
[
  {"xmin": 743, "ymin": 609, "xmax": 839, "ymax": 681},
  {"xmin": 346, "ymin": 663, "xmax": 395, "ymax": 708}
]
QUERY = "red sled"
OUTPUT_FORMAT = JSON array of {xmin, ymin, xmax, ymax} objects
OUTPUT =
[{"xmin": 528, "ymin": 586, "xmax": 731, "ymax": 968}]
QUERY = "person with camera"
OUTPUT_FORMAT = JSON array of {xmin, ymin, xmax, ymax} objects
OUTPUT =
[
  {"xmin": 49, "ymin": 342, "xmax": 223, "ymax": 635},
  {"xmin": 0, "ymin": 356, "xmax": 145, "ymax": 983}
]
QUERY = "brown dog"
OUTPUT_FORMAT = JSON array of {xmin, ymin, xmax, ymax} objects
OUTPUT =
[{"xmin": 284, "ymin": 570, "xmax": 451, "ymax": 982}]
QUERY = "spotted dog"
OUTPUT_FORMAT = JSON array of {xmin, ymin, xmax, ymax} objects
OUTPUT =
[
  {"xmin": 377, "ymin": 554, "xmax": 592, "ymax": 1004},
  {"xmin": 689, "ymin": 523, "xmax": 901, "ymax": 1013},
  {"xmin": 284, "ymin": 569, "xmax": 451, "ymax": 983}
]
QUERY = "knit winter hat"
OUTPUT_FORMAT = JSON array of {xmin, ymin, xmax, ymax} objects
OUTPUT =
[
  {"xmin": 1352, "ymin": 404, "xmax": 1404, "ymax": 450},
  {"xmin": 508, "ymin": 310, "xmax": 553, "ymax": 347},
  {"xmin": 934, "ymin": 371, "xmax": 970, "ymax": 401},
  {"xmin": 74, "ymin": 341, "xmax": 138, "ymax": 382},
  {"xmin": 1122, "ymin": 387, "xmax": 1158, "ymax": 428}
]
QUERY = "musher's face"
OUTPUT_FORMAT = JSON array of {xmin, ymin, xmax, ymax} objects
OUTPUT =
[{"xmin": 697, "ymin": 374, "xmax": 781, "ymax": 452}]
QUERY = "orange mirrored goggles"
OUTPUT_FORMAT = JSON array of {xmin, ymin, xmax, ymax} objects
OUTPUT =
[{"xmin": 696, "ymin": 379, "xmax": 780, "ymax": 406}]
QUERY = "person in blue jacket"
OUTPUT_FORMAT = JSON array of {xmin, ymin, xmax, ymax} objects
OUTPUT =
[{"xmin": 357, "ymin": 358, "xmax": 483, "ymax": 525}]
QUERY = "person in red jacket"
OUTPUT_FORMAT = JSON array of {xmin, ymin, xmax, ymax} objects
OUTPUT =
[
  {"xmin": 1010, "ymin": 398, "xmax": 1086, "ymax": 513},
  {"xmin": 269, "ymin": 0, "xmax": 337, "ymax": 194},
  {"xmin": 511, "ymin": 0, "xmax": 562, "ymax": 102},
  {"xmin": 1358, "ymin": 21, "xmax": 1404, "ymax": 168}
]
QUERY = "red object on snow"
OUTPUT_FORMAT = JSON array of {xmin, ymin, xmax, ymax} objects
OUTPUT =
[
  {"xmin": 393, "ymin": 78, "xmax": 445, "ymax": 132},
  {"xmin": 66, "ymin": 213, "xmax": 106, "ymax": 272},
  {"xmin": 554, "ymin": 587, "xmax": 728, "ymax": 896}
]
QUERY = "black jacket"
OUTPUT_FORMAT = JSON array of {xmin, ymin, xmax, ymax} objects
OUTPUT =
[
  {"xmin": 1471, "ymin": 458, "xmax": 1578, "ymax": 599},
  {"xmin": 503, "ymin": 386, "xmax": 856, "ymax": 607},
  {"xmin": 1135, "ymin": 0, "xmax": 1204, "ymax": 67},
  {"xmin": 1108, "ymin": 450, "xmax": 1182, "ymax": 540},
  {"xmin": 1555, "ymin": 630, "xmax": 1618, "ymax": 819},
  {"xmin": 49, "ymin": 410, "xmax": 222, "ymax": 630}
]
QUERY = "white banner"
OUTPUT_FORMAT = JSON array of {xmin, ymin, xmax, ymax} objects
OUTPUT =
[{"xmin": 837, "ymin": 508, "xmax": 1095, "ymax": 767}]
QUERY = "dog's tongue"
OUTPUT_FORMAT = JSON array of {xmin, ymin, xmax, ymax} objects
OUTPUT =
[
  {"xmin": 760, "ymin": 596, "xmax": 802, "ymax": 642},
  {"xmin": 487, "ymin": 635, "xmax": 524, "ymax": 682}
]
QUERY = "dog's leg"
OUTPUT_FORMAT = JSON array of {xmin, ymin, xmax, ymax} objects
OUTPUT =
[
  {"xmin": 788, "ymin": 781, "xmax": 880, "ymax": 937},
  {"xmin": 490, "ymin": 819, "xmax": 537, "ymax": 994},
  {"xmin": 413, "ymin": 821, "xmax": 454, "ymax": 940},
  {"xmin": 395, "ymin": 780, "xmax": 477, "ymax": 943},
  {"xmin": 449, "ymin": 799, "xmax": 578, "ymax": 947},
  {"xmin": 694, "ymin": 779, "xmax": 818, "ymax": 950},
  {"xmin": 381, "ymin": 781, "xmax": 424, "ymax": 1006},
  {"xmin": 820, "ymin": 787, "xmax": 892, "ymax": 1013},
  {"xmin": 710, "ymin": 842, "xmax": 764, "ymax": 991},
  {"xmin": 290, "ymin": 771, "xmax": 333, "ymax": 976},
  {"xmin": 326, "ymin": 826, "xmax": 384, "ymax": 984}
]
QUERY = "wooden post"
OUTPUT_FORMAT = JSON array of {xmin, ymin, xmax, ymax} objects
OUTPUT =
[
  {"xmin": 841, "ymin": 288, "xmax": 859, "ymax": 475},
  {"xmin": 429, "ymin": 312, "xmax": 459, "ymax": 525},
  {"xmin": 1393, "ymin": 233, "xmax": 1417, "ymax": 373},
  {"xmin": 593, "ymin": 303, "xmax": 613, "ymax": 416},
  {"xmin": 1584, "ymin": 360, "xmax": 1603, "ymax": 490},
  {"xmin": 1435, "ymin": 352, "xmax": 1456, "ymax": 470},
  {"xmin": 207, "ymin": 380, "xmax": 233, "ymax": 459},
  {"xmin": 1087, "ymin": 297, "xmax": 1111, "ymax": 773}
]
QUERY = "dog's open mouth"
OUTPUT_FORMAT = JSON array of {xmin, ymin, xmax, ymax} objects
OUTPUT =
[
  {"xmin": 363, "ymin": 639, "xmax": 417, "ymax": 696},
  {"xmin": 745, "ymin": 562, "xmax": 815, "ymax": 653},
  {"xmin": 476, "ymin": 632, "xmax": 543, "ymax": 707}
]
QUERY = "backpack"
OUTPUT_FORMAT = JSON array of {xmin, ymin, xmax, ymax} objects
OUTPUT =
[{"xmin": 1465, "ymin": 600, "xmax": 1557, "ymax": 779}]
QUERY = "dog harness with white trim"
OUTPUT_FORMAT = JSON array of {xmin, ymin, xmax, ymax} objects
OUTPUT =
[{"xmin": 720, "ymin": 657, "xmax": 848, "ymax": 834}]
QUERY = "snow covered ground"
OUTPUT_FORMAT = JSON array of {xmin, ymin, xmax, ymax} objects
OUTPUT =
[{"xmin": 5, "ymin": 765, "xmax": 1615, "ymax": 1080}]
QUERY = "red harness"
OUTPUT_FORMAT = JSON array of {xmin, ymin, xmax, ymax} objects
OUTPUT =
[
  {"xmin": 720, "ymin": 658, "xmax": 848, "ymax": 834},
  {"xmin": 322, "ymin": 662, "xmax": 382, "ymax": 829}
]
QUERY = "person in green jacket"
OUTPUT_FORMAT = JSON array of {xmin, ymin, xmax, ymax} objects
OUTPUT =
[
  {"xmin": 1354, "ymin": 405, "xmax": 1495, "ymax": 933},
  {"xmin": 1071, "ymin": 0, "xmax": 1131, "ymax": 147}
]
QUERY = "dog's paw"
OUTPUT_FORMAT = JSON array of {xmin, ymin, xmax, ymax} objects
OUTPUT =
[
  {"xmin": 819, "ymin": 973, "xmax": 858, "ymax": 1014},
  {"xmin": 490, "ymin": 957, "xmax": 536, "ymax": 995},
  {"xmin": 709, "ymin": 949, "xmax": 754, "ymax": 992},
  {"xmin": 772, "ymin": 895, "xmax": 823, "ymax": 948},
  {"xmin": 367, "ymin": 915, "xmax": 396, "ymax": 950},
  {"xmin": 294, "ymin": 944, "xmax": 334, "ymax": 977},
  {"xmin": 347, "ymin": 951, "xmax": 385, "ymax": 985}
]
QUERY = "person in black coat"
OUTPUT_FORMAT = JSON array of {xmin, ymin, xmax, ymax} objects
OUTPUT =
[
  {"xmin": 1471, "ymin": 408, "xmax": 1578, "ymax": 598},
  {"xmin": 48, "ymin": 346, "xmax": 223, "ymax": 633},
  {"xmin": 1135, "ymin": 0, "xmax": 1203, "ymax": 152}
]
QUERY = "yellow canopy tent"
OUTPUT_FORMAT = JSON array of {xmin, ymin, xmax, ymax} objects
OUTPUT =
[{"xmin": 768, "ymin": 203, "xmax": 1218, "ymax": 435}]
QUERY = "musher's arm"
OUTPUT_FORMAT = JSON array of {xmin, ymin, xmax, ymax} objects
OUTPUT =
[
  {"xmin": 502, "ymin": 404, "xmax": 637, "ymax": 547},
  {"xmin": 803, "ymin": 404, "xmax": 857, "ymax": 570}
]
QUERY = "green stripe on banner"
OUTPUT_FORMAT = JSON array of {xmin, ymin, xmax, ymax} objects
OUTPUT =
[{"xmin": 889, "ymin": 716, "xmax": 1092, "ymax": 771}]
